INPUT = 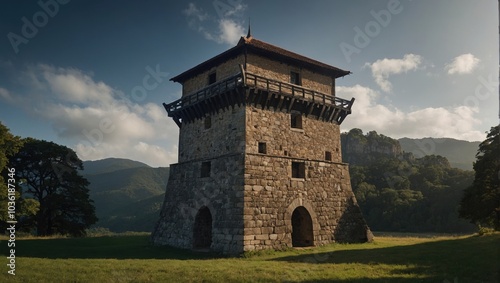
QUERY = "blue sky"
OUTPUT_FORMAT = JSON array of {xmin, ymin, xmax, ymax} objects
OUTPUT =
[{"xmin": 0, "ymin": 0, "xmax": 498, "ymax": 167}]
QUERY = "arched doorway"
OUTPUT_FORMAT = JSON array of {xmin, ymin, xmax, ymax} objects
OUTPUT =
[
  {"xmin": 193, "ymin": 206, "xmax": 212, "ymax": 249},
  {"xmin": 291, "ymin": 206, "xmax": 314, "ymax": 247}
]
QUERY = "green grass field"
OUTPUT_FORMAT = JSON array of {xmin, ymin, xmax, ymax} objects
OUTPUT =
[{"xmin": 1, "ymin": 233, "xmax": 498, "ymax": 282}]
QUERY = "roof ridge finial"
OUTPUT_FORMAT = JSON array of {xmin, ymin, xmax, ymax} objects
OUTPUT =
[{"xmin": 247, "ymin": 18, "xmax": 252, "ymax": 38}]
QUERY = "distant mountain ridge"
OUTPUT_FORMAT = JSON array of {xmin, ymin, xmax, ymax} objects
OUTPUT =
[
  {"xmin": 398, "ymin": 138, "xmax": 480, "ymax": 170},
  {"xmin": 82, "ymin": 134, "xmax": 480, "ymax": 232},
  {"xmin": 82, "ymin": 158, "xmax": 150, "ymax": 175},
  {"xmin": 82, "ymin": 158, "xmax": 168, "ymax": 232}
]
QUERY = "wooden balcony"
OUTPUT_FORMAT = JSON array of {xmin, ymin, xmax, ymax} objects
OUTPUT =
[{"xmin": 164, "ymin": 68, "xmax": 354, "ymax": 127}]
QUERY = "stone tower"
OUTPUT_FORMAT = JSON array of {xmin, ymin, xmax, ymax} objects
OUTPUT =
[{"xmin": 152, "ymin": 34, "xmax": 372, "ymax": 254}]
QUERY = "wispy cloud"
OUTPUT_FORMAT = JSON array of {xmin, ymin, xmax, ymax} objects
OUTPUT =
[
  {"xmin": 183, "ymin": 2, "xmax": 247, "ymax": 45},
  {"xmin": 445, "ymin": 53, "xmax": 480, "ymax": 75},
  {"xmin": 338, "ymin": 85, "xmax": 485, "ymax": 141},
  {"xmin": 0, "ymin": 64, "xmax": 178, "ymax": 167},
  {"xmin": 364, "ymin": 54, "xmax": 423, "ymax": 92},
  {"xmin": 184, "ymin": 3, "xmax": 209, "ymax": 21},
  {"xmin": 0, "ymin": 87, "xmax": 13, "ymax": 102}
]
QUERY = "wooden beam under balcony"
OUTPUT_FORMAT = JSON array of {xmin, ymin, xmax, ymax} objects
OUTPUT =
[{"xmin": 163, "ymin": 69, "xmax": 354, "ymax": 127}]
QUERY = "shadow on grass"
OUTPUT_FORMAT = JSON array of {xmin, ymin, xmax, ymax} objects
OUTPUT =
[
  {"xmin": 2, "ymin": 235, "xmax": 221, "ymax": 260},
  {"xmin": 273, "ymin": 234, "xmax": 500, "ymax": 282},
  {"xmin": 3, "ymin": 234, "xmax": 499, "ymax": 281}
]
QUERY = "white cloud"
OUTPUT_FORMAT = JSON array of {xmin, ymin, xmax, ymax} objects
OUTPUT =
[
  {"xmin": 446, "ymin": 53, "xmax": 480, "ymax": 75},
  {"xmin": 183, "ymin": 2, "xmax": 246, "ymax": 45},
  {"xmin": 338, "ymin": 85, "xmax": 485, "ymax": 141},
  {"xmin": 0, "ymin": 64, "xmax": 179, "ymax": 167},
  {"xmin": 41, "ymin": 65, "xmax": 115, "ymax": 105},
  {"xmin": 0, "ymin": 87, "xmax": 13, "ymax": 102},
  {"xmin": 365, "ymin": 54, "xmax": 423, "ymax": 92},
  {"xmin": 218, "ymin": 19, "xmax": 246, "ymax": 45}
]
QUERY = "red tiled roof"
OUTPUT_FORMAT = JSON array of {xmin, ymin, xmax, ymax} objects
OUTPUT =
[{"xmin": 171, "ymin": 36, "xmax": 351, "ymax": 83}]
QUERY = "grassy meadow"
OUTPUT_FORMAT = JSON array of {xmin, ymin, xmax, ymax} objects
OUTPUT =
[{"xmin": 0, "ymin": 233, "xmax": 498, "ymax": 282}]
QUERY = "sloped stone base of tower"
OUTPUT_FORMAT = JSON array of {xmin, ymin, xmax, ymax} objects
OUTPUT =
[
  {"xmin": 151, "ymin": 106, "xmax": 372, "ymax": 255},
  {"xmin": 151, "ymin": 154, "xmax": 246, "ymax": 255},
  {"xmin": 242, "ymin": 155, "xmax": 372, "ymax": 252},
  {"xmin": 152, "ymin": 153, "xmax": 372, "ymax": 255}
]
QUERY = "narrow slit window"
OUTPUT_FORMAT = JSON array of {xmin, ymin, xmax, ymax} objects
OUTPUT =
[
  {"xmin": 290, "ymin": 71, "xmax": 301, "ymax": 85},
  {"xmin": 258, "ymin": 142, "xmax": 267, "ymax": 154},
  {"xmin": 204, "ymin": 116, "xmax": 212, "ymax": 129},
  {"xmin": 208, "ymin": 72, "xmax": 216, "ymax": 85},
  {"xmin": 325, "ymin": 151, "xmax": 332, "ymax": 161},
  {"xmin": 291, "ymin": 162, "xmax": 305, "ymax": 179},
  {"xmin": 291, "ymin": 113, "xmax": 303, "ymax": 129},
  {"xmin": 201, "ymin": 162, "xmax": 211, "ymax": 178}
]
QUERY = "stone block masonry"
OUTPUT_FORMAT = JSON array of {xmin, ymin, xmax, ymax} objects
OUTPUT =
[
  {"xmin": 152, "ymin": 104, "xmax": 372, "ymax": 255},
  {"xmin": 152, "ymin": 35, "xmax": 372, "ymax": 255},
  {"xmin": 152, "ymin": 153, "xmax": 246, "ymax": 254},
  {"xmin": 243, "ymin": 106, "xmax": 370, "ymax": 251}
]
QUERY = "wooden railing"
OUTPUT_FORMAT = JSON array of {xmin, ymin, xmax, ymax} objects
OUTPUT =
[
  {"xmin": 244, "ymin": 72, "xmax": 353, "ymax": 109},
  {"xmin": 164, "ymin": 69, "xmax": 353, "ymax": 115},
  {"xmin": 164, "ymin": 73, "xmax": 244, "ymax": 114}
]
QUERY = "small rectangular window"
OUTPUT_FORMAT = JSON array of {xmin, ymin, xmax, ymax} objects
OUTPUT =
[
  {"xmin": 290, "ymin": 71, "xmax": 301, "ymax": 85},
  {"xmin": 325, "ymin": 151, "xmax": 332, "ymax": 161},
  {"xmin": 208, "ymin": 72, "xmax": 216, "ymax": 85},
  {"xmin": 291, "ymin": 162, "xmax": 305, "ymax": 179},
  {"xmin": 204, "ymin": 116, "xmax": 212, "ymax": 129},
  {"xmin": 258, "ymin": 142, "xmax": 267, "ymax": 154},
  {"xmin": 201, "ymin": 162, "xmax": 211, "ymax": 178},
  {"xmin": 291, "ymin": 113, "xmax": 303, "ymax": 129}
]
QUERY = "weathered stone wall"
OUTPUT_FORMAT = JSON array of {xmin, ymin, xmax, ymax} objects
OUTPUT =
[
  {"xmin": 178, "ymin": 106, "xmax": 246, "ymax": 163},
  {"xmin": 243, "ymin": 155, "xmax": 369, "ymax": 251},
  {"xmin": 151, "ymin": 153, "xmax": 245, "ymax": 254},
  {"xmin": 243, "ymin": 106, "xmax": 370, "ymax": 251},
  {"xmin": 246, "ymin": 53, "xmax": 335, "ymax": 95},
  {"xmin": 153, "ymin": 50, "xmax": 371, "ymax": 255},
  {"xmin": 246, "ymin": 106, "xmax": 342, "ymax": 163},
  {"xmin": 182, "ymin": 54, "xmax": 245, "ymax": 96},
  {"xmin": 154, "ymin": 104, "xmax": 247, "ymax": 254}
]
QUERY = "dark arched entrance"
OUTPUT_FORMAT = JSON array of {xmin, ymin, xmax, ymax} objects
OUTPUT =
[
  {"xmin": 193, "ymin": 206, "xmax": 212, "ymax": 249},
  {"xmin": 291, "ymin": 206, "xmax": 314, "ymax": 247}
]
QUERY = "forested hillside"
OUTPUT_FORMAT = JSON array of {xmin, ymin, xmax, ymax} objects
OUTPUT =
[
  {"xmin": 83, "ymin": 132, "xmax": 479, "ymax": 234},
  {"xmin": 82, "ymin": 158, "xmax": 169, "ymax": 232},
  {"xmin": 342, "ymin": 129, "xmax": 476, "ymax": 233}
]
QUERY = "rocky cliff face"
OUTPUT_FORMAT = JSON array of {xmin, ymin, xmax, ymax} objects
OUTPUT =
[{"xmin": 341, "ymin": 129, "xmax": 403, "ymax": 165}]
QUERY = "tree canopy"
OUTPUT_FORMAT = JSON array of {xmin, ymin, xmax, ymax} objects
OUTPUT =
[
  {"xmin": 10, "ymin": 138, "xmax": 97, "ymax": 236},
  {"xmin": 459, "ymin": 125, "xmax": 500, "ymax": 230},
  {"xmin": 342, "ymin": 128, "xmax": 475, "ymax": 233},
  {"xmin": 0, "ymin": 123, "xmax": 41, "ymax": 229}
]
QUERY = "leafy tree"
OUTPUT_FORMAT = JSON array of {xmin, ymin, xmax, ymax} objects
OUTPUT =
[
  {"xmin": 0, "ymin": 122, "xmax": 39, "ymax": 231},
  {"xmin": 460, "ymin": 125, "xmax": 500, "ymax": 230},
  {"xmin": 10, "ymin": 138, "xmax": 97, "ymax": 236},
  {"xmin": 343, "ymin": 128, "xmax": 475, "ymax": 233}
]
